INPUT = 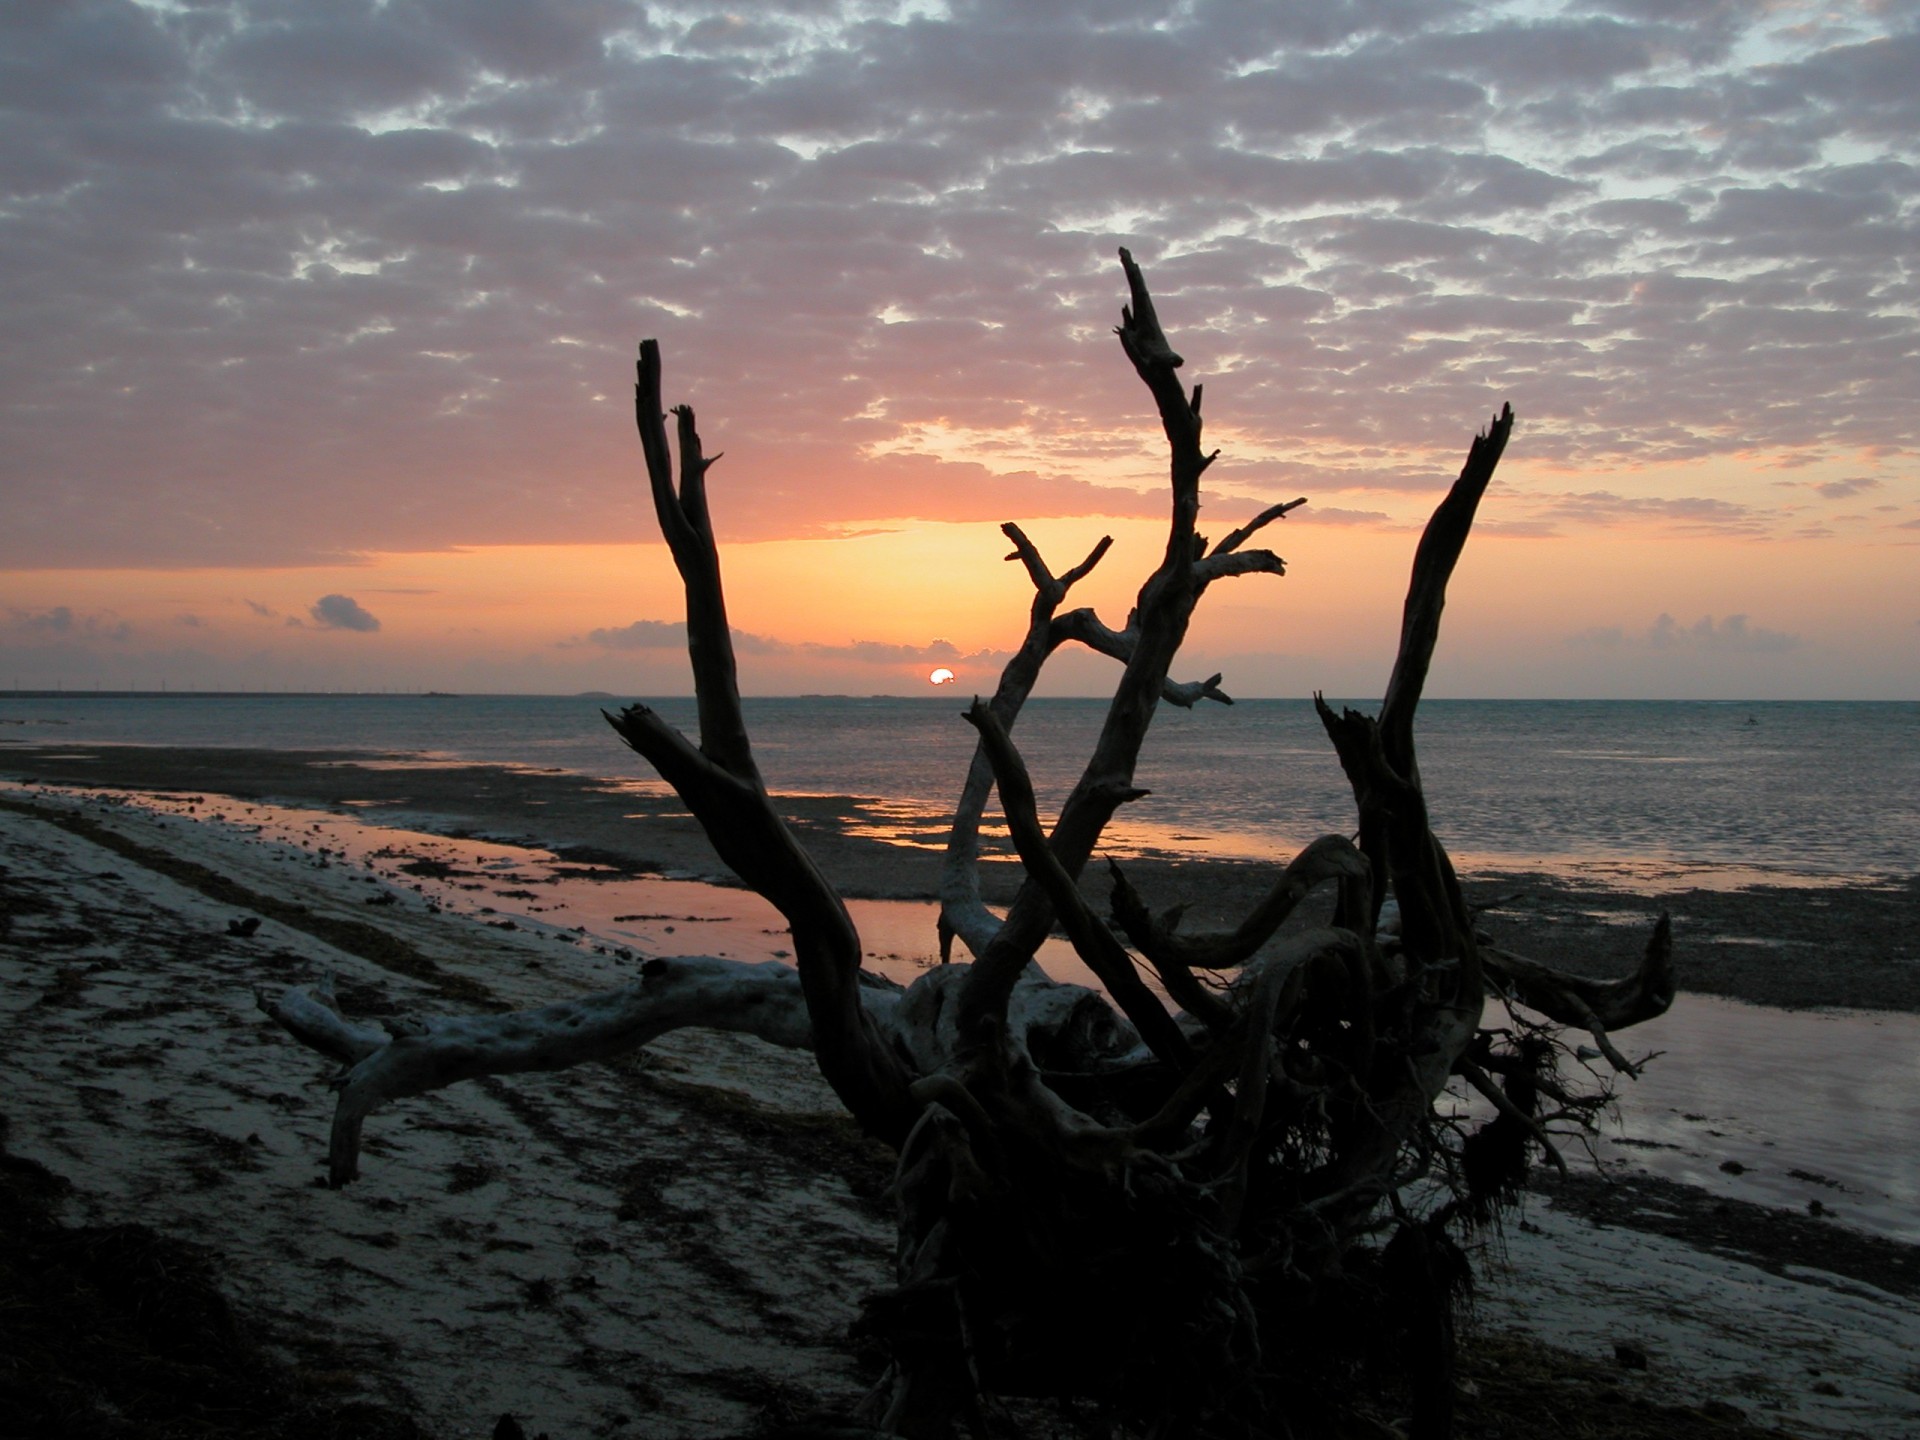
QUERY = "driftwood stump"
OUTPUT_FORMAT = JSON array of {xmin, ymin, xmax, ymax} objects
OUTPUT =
[{"xmin": 263, "ymin": 251, "xmax": 1672, "ymax": 1437}]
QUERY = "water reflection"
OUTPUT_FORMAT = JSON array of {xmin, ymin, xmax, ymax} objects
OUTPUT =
[{"xmin": 1569, "ymin": 995, "xmax": 1920, "ymax": 1242}]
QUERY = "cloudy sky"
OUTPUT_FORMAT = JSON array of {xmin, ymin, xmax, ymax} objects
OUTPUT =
[{"xmin": 3, "ymin": 0, "xmax": 1916, "ymax": 698}]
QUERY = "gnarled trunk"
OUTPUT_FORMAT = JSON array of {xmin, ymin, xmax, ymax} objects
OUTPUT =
[{"xmin": 260, "ymin": 251, "xmax": 1672, "ymax": 1437}]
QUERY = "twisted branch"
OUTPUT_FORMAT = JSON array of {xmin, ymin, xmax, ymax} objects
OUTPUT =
[
  {"xmin": 956, "ymin": 250, "xmax": 1228, "ymax": 1046},
  {"xmin": 610, "ymin": 340, "xmax": 916, "ymax": 1140},
  {"xmin": 1483, "ymin": 915, "xmax": 1674, "ymax": 1075}
]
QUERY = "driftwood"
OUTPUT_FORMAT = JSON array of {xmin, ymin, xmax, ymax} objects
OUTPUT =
[{"xmin": 261, "ymin": 251, "xmax": 1673, "ymax": 1437}]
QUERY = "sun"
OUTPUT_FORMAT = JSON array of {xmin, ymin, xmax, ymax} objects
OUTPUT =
[{"xmin": 928, "ymin": 667, "xmax": 956, "ymax": 686}]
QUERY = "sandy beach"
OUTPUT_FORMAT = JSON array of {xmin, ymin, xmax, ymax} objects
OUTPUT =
[{"xmin": 3, "ymin": 747, "xmax": 1918, "ymax": 1437}]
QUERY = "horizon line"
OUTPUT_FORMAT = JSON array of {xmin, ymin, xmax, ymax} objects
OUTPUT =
[{"xmin": 2, "ymin": 690, "xmax": 1913, "ymax": 705}]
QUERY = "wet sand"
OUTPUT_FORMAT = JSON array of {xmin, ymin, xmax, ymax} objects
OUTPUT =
[{"xmin": 0, "ymin": 785, "xmax": 886, "ymax": 1438}]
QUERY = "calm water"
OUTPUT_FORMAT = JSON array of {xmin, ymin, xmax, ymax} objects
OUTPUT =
[{"xmin": 3, "ymin": 693, "xmax": 1916, "ymax": 884}]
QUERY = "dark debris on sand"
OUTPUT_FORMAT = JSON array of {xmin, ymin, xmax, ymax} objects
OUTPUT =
[
  {"xmin": 0, "ymin": 1091, "xmax": 1812, "ymax": 1440},
  {"xmin": 1469, "ymin": 872, "xmax": 1920, "ymax": 1013},
  {"xmin": 0, "ymin": 1113, "xmax": 430, "ymax": 1440},
  {"xmin": 1535, "ymin": 1166, "xmax": 1920, "ymax": 1303}
]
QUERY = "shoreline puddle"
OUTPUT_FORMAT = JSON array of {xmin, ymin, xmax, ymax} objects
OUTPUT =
[{"xmin": 1581, "ymin": 995, "xmax": 1920, "ymax": 1242}]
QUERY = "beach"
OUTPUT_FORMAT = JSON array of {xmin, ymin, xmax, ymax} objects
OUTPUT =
[{"xmin": 3, "ymin": 747, "xmax": 1918, "ymax": 1437}]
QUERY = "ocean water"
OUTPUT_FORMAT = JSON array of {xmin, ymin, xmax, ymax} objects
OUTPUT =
[{"xmin": 3, "ymin": 692, "xmax": 1916, "ymax": 885}]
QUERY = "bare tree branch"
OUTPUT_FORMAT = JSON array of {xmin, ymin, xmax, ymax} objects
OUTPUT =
[
  {"xmin": 1311, "ymin": 409, "xmax": 1514, "ymax": 1017},
  {"xmin": 1380, "ymin": 405, "xmax": 1514, "ymax": 783},
  {"xmin": 1483, "ymin": 915, "xmax": 1674, "ymax": 1075},
  {"xmin": 961, "ymin": 699, "xmax": 1193, "ymax": 1071},
  {"xmin": 261, "ymin": 956, "xmax": 1145, "ymax": 1188},
  {"xmin": 1456, "ymin": 1057, "xmax": 1569, "ymax": 1176},
  {"xmin": 635, "ymin": 343, "xmax": 757, "ymax": 783},
  {"xmin": 1209, "ymin": 497, "xmax": 1307, "ymax": 558},
  {"xmin": 265, "ymin": 956, "xmax": 823, "ymax": 1185},
  {"xmin": 1214, "ymin": 936, "xmax": 1325, "ymax": 1227},
  {"xmin": 1049, "ymin": 609, "xmax": 1236, "ymax": 707},
  {"xmin": 1105, "ymin": 858, "xmax": 1235, "ymax": 1034},
  {"xmin": 937, "ymin": 525, "xmax": 1117, "ymax": 961},
  {"xmin": 1109, "ymin": 834, "xmax": 1370, "ymax": 973},
  {"xmin": 957, "ymin": 250, "xmax": 1225, "ymax": 1044},
  {"xmin": 1193, "ymin": 549, "xmax": 1286, "ymax": 585},
  {"xmin": 615, "ymin": 340, "xmax": 917, "ymax": 1141}
]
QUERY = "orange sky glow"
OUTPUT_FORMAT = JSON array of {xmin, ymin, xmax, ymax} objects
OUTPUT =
[{"xmin": 3, "ymin": 2, "xmax": 1916, "ymax": 699}]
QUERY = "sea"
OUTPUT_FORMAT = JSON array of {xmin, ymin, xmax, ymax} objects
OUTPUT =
[{"xmin": 3, "ymin": 692, "xmax": 1915, "ymax": 888}]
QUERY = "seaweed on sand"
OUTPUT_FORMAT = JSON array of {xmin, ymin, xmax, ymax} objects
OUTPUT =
[{"xmin": 0, "ymin": 1113, "xmax": 428, "ymax": 1440}]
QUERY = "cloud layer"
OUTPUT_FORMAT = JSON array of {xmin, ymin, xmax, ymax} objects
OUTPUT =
[
  {"xmin": 582, "ymin": 617, "xmax": 1002, "ymax": 669},
  {"xmin": 1569, "ymin": 612, "xmax": 1800, "ymax": 654},
  {"xmin": 3, "ymin": 0, "xmax": 1916, "ymax": 569},
  {"xmin": 309, "ymin": 593, "xmax": 381, "ymax": 632}
]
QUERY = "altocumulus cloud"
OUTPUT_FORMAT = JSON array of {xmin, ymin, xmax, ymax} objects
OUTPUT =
[
  {"xmin": 309, "ymin": 595, "xmax": 381, "ymax": 633},
  {"xmin": 1813, "ymin": 478, "xmax": 1883, "ymax": 500},
  {"xmin": 9, "ymin": 606, "xmax": 78, "ymax": 634},
  {"xmin": 808, "ymin": 639, "xmax": 960, "ymax": 665},
  {"xmin": 799, "ymin": 638, "xmax": 1014, "ymax": 666},
  {"xmin": 580, "ymin": 621, "xmax": 1002, "ymax": 667},
  {"xmin": 7, "ymin": 606, "xmax": 133, "ymax": 642},
  {"xmin": 3, "ymin": 1, "xmax": 1917, "ymax": 567},
  {"xmin": 581, "ymin": 620, "xmax": 784, "ymax": 653},
  {"xmin": 585, "ymin": 620, "xmax": 687, "ymax": 650},
  {"xmin": 1648, "ymin": 614, "xmax": 1799, "ymax": 654}
]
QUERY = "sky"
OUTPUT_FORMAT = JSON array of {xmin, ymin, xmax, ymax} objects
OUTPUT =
[{"xmin": 2, "ymin": 0, "xmax": 1917, "ymax": 700}]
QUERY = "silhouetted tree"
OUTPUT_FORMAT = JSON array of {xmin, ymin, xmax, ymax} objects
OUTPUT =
[{"xmin": 265, "ymin": 251, "xmax": 1672, "ymax": 1438}]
